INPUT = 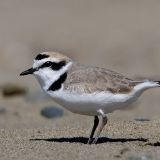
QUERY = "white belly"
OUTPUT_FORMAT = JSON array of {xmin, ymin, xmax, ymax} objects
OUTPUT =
[
  {"xmin": 40, "ymin": 78, "xmax": 159, "ymax": 116},
  {"xmin": 47, "ymin": 90, "xmax": 138, "ymax": 116}
]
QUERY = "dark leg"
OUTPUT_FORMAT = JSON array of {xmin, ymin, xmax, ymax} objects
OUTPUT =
[
  {"xmin": 92, "ymin": 115, "xmax": 108, "ymax": 144},
  {"xmin": 87, "ymin": 116, "xmax": 99, "ymax": 144}
]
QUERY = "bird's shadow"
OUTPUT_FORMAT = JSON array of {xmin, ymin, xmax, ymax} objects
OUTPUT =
[{"xmin": 30, "ymin": 136, "xmax": 148, "ymax": 144}]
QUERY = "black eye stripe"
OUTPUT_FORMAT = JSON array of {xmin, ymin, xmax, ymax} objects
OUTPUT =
[
  {"xmin": 39, "ymin": 61, "xmax": 66, "ymax": 70},
  {"xmin": 51, "ymin": 61, "xmax": 66, "ymax": 70},
  {"xmin": 40, "ymin": 61, "xmax": 53, "ymax": 68},
  {"xmin": 35, "ymin": 54, "xmax": 49, "ymax": 60}
]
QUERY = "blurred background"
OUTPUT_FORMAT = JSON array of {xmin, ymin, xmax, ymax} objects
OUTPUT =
[{"xmin": 0, "ymin": 0, "xmax": 160, "ymax": 128}]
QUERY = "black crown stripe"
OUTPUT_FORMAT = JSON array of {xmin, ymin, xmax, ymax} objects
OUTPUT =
[{"xmin": 35, "ymin": 54, "xmax": 49, "ymax": 60}]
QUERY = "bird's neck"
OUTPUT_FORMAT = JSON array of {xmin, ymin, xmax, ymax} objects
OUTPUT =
[{"xmin": 34, "ymin": 61, "xmax": 73, "ymax": 92}]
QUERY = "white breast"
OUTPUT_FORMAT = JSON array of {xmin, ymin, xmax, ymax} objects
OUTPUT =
[
  {"xmin": 46, "ymin": 81, "xmax": 159, "ymax": 116},
  {"xmin": 47, "ymin": 90, "xmax": 135, "ymax": 116}
]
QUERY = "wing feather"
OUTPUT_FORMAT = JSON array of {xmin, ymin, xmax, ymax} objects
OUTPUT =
[{"xmin": 63, "ymin": 63, "xmax": 141, "ymax": 94}]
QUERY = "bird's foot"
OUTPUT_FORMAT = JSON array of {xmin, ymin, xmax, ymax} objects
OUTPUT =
[
  {"xmin": 92, "ymin": 137, "xmax": 98, "ymax": 144},
  {"xmin": 87, "ymin": 138, "xmax": 93, "ymax": 144},
  {"xmin": 87, "ymin": 137, "xmax": 99, "ymax": 144}
]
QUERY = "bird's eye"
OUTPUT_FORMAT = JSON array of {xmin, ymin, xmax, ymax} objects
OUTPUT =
[
  {"xmin": 40, "ymin": 61, "xmax": 66, "ymax": 70},
  {"xmin": 45, "ymin": 61, "xmax": 53, "ymax": 67},
  {"xmin": 51, "ymin": 61, "xmax": 66, "ymax": 70},
  {"xmin": 40, "ymin": 61, "xmax": 53, "ymax": 68}
]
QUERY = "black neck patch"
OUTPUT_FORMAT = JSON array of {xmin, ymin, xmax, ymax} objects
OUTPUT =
[
  {"xmin": 48, "ymin": 72, "xmax": 67, "ymax": 91},
  {"xmin": 35, "ymin": 54, "xmax": 49, "ymax": 60}
]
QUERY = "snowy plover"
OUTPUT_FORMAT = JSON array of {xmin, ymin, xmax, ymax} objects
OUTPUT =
[{"xmin": 20, "ymin": 51, "xmax": 160, "ymax": 144}]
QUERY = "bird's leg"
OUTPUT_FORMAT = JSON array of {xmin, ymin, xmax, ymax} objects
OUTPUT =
[
  {"xmin": 92, "ymin": 110, "xmax": 108, "ymax": 144},
  {"xmin": 87, "ymin": 115, "xmax": 99, "ymax": 144}
]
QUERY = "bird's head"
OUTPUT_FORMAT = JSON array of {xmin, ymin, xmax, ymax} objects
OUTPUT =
[{"xmin": 20, "ymin": 51, "xmax": 72, "ymax": 90}]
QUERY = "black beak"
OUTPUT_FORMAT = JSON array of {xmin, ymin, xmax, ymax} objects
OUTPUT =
[{"xmin": 20, "ymin": 68, "xmax": 37, "ymax": 76}]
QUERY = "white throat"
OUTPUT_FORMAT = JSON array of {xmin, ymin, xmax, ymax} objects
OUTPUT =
[{"xmin": 34, "ymin": 61, "xmax": 73, "ymax": 91}]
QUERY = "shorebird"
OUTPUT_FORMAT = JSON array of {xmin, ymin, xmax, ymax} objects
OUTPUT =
[{"xmin": 20, "ymin": 51, "xmax": 160, "ymax": 144}]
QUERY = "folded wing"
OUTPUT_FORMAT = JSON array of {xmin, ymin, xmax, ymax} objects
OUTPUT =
[{"xmin": 64, "ymin": 63, "xmax": 142, "ymax": 94}]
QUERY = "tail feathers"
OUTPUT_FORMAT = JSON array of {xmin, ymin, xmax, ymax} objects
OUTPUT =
[{"xmin": 133, "ymin": 80, "xmax": 160, "ymax": 95}]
